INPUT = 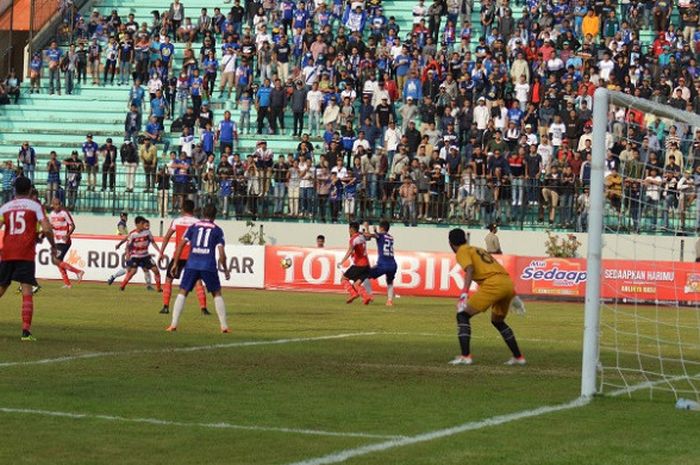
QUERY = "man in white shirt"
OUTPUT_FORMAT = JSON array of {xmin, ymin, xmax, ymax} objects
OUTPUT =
[
  {"xmin": 306, "ymin": 81, "xmax": 323, "ymax": 136},
  {"xmin": 473, "ymin": 97, "xmax": 490, "ymax": 132},
  {"xmin": 384, "ymin": 121, "xmax": 401, "ymax": 163},
  {"xmin": 352, "ymin": 131, "xmax": 371, "ymax": 156},
  {"xmin": 597, "ymin": 51, "xmax": 614, "ymax": 82}
]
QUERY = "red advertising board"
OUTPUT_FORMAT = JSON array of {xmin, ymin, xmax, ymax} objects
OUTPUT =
[
  {"xmin": 514, "ymin": 256, "xmax": 700, "ymax": 303},
  {"xmin": 266, "ymin": 246, "xmax": 700, "ymax": 303},
  {"xmin": 265, "ymin": 246, "xmax": 515, "ymax": 298}
]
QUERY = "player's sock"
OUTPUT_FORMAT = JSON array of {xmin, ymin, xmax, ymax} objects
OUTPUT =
[
  {"xmin": 457, "ymin": 312, "xmax": 472, "ymax": 357},
  {"xmin": 153, "ymin": 273, "xmax": 162, "ymax": 292},
  {"xmin": 214, "ymin": 296, "xmax": 228, "ymax": 330},
  {"xmin": 162, "ymin": 282, "xmax": 172, "ymax": 306},
  {"xmin": 355, "ymin": 282, "xmax": 369, "ymax": 299},
  {"xmin": 343, "ymin": 279, "xmax": 358, "ymax": 297},
  {"xmin": 61, "ymin": 262, "xmax": 81, "ymax": 275},
  {"xmin": 170, "ymin": 294, "xmax": 186, "ymax": 328},
  {"xmin": 195, "ymin": 282, "xmax": 207, "ymax": 309},
  {"xmin": 113, "ymin": 268, "xmax": 126, "ymax": 279},
  {"xmin": 120, "ymin": 273, "xmax": 133, "ymax": 290},
  {"xmin": 144, "ymin": 271, "xmax": 152, "ymax": 286},
  {"xmin": 59, "ymin": 267, "xmax": 71, "ymax": 286},
  {"xmin": 387, "ymin": 284, "xmax": 395, "ymax": 301},
  {"xmin": 492, "ymin": 320, "xmax": 523, "ymax": 358},
  {"xmin": 21, "ymin": 295, "xmax": 33, "ymax": 331},
  {"xmin": 362, "ymin": 279, "xmax": 373, "ymax": 297}
]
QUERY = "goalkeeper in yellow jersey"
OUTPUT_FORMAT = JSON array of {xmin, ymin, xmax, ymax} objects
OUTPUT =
[{"xmin": 447, "ymin": 228, "xmax": 527, "ymax": 366}]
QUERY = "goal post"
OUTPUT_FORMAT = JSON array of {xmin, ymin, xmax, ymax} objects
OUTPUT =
[{"xmin": 582, "ymin": 88, "xmax": 700, "ymax": 399}]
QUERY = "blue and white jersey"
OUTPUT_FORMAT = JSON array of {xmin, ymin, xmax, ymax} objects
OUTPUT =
[
  {"xmin": 183, "ymin": 220, "xmax": 225, "ymax": 271},
  {"xmin": 375, "ymin": 233, "xmax": 396, "ymax": 266}
]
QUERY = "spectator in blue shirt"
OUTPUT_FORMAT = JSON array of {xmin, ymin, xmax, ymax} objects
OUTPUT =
[
  {"xmin": 393, "ymin": 46, "xmax": 411, "ymax": 99},
  {"xmin": 402, "ymin": 71, "xmax": 423, "ymax": 102},
  {"xmin": 82, "ymin": 134, "xmax": 100, "ymax": 191},
  {"xmin": 256, "ymin": 78, "xmax": 273, "ymax": 134},
  {"xmin": 150, "ymin": 88, "xmax": 168, "ymax": 128},
  {"xmin": 45, "ymin": 40, "xmax": 63, "ymax": 95}
]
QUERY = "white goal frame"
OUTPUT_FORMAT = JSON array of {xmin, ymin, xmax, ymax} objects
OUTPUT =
[{"xmin": 581, "ymin": 89, "xmax": 700, "ymax": 398}]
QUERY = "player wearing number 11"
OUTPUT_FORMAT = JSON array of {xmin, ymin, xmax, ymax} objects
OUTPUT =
[
  {"xmin": 447, "ymin": 228, "xmax": 526, "ymax": 366},
  {"xmin": 166, "ymin": 204, "xmax": 230, "ymax": 333},
  {"xmin": 0, "ymin": 177, "xmax": 57, "ymax": 341}
]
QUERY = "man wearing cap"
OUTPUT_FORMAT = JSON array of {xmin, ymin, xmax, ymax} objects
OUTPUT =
[
  {"xmin": 100, "ymin": 138, "xmax": 117, "ymax": 192},
  {"xmin": 82, "ymin": 134, "xmax": 99, "ymax": 192}
]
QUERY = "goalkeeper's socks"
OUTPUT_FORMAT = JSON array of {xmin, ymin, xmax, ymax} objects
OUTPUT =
[
  {"xmin": 214, "ymin": 296, "xmax": 228, "ymax": 331},
  {"xmin": 113, "ymin": 268, "xmax": 127, "ymax": 279},
  {"xmin": 162, "ymin": 282, "xmax": 172, "ymax": 306},
  {"xmin": 457, "ymin": 312, "xmax": 472, "ymax": 357},
  {"xmin": 170, "ymin": 294, "xmax": 186, "ymax": 328},
  {"xmin": 195, "ymin": 282, "xmax": 207, "ymax": 309},
  {"xmin": 492, "ymin": 321, "xmax": 522, "ymax": 359}
]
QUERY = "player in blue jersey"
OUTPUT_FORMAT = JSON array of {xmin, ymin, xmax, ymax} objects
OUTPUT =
[
  {"xmin": 166, "ymin": 204, "xmax": 231, "ymax": 333},
  {"xmin": 362, "ymin": 220, "xmax": 398, "ymax": 306}
]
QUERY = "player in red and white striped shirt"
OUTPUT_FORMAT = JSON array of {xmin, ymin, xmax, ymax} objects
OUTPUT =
[
  {"xmin": 158, "ymin": 200, "xmax": 209, "ymax": 315},
  {"xmin": 120, "ymin": 216, "xmax": 162, "ymax": 292},
  {"xmin": 0, "ymin": 177, "xmax": 57, "ymax": 341},
  {"xmin": 49, "ymin": 198, "xmax": 84, "ymax": 288}
]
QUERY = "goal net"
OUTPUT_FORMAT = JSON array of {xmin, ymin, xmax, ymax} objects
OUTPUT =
[{"xmin": 582, "ymin": 89, "xmax": 700, "ymax": 401}]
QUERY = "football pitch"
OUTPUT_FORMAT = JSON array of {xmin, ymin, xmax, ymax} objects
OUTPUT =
[{"xmin": 0, "ymin": 283, "xmax": 697, "ymax": 465}]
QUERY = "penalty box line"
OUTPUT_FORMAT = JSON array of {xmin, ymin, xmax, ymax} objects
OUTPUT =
[
  {"xmin": 0, "ymin": 332, "xmax": 379, "ymax": 369},
  {"xmin": 0, "ymin": 407, "xmax": 405, "ymax": 440},
  {"xmin": 284, "ymin": 397, "xmax": 591, "ymax": 465}
]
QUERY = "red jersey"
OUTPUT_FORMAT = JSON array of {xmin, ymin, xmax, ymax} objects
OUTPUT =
[
  {"xmin": 0, "ymin": 198, "xmax": 45, "ymax": 261},
  {"xmin": 127, "ymin": 228, "xmax": 155, "ymax": 258},
  {"xmin": 168, "ymin": 214, "xmax": 199, "ymax": 260},
  {"xmin": 49, "ymin": 209, "xmax": 75, "ymax": 244},
  {"xmin": 349, "ymin": 233, "xmax": 369, "ymax": 267}
]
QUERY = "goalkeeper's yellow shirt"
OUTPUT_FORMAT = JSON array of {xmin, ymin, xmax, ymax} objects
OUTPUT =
[{"xmin": 455, "ymin": 245, "xmax": 510, "ymax": 284}]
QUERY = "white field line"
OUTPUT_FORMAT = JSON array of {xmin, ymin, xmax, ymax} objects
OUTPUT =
[
  {"xmin": 0, "ymin": 407, "xmax": 403, "ymax": 440},
  {"xmin": 284, "ymin": 397, "xmax": 591, "ymax": 465},
  {"xmin": 0, "ymin": 332, "xmax": 378, "ymax": 369}
]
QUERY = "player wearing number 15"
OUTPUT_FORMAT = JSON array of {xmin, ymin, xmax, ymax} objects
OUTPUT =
[
  {"xmin": 166, "ymin": 204, "xmax": 230, "ymax": 333},
  {"xmin": 447, "ymin": 228, "xmax": 526, "ymax": 366},
  {"xmin": 0, "ymin": 177, "xmax": 57, "ymax": 341}
]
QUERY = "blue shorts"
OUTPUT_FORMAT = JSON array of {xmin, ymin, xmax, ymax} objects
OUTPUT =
[
  {"xmin": 369, "ymin": 262, "xmax": 397, "ymax": 284},
  {"xmin": 180, "ymin": 268, "xmax": 221, "ymax": 293}
]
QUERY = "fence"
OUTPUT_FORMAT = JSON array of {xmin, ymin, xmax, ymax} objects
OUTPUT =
[{"xmin": 1, "ymin": 162, "xmax": 697, "ymax": 234}]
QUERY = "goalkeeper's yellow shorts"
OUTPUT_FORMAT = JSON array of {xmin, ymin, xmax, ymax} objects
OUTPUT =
[{"xmin": 469, "ymin": 275, "xmax": 515, "ymax": 318}]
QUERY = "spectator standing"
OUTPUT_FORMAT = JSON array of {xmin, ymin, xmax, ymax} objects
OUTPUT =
[
  {"xmin": 82, "ymin": 134, "xmax": 99, "ymax": 191},
  {"xmin": 46, "ymin": 151, "xmax": 61, "ymax": 204},
  {"xmin": 45, "ymin": 40, "xmax": 63, "ymax": 95},
  {"xmin": 484, "ymin": 223, "xmax": 502, "ymax": 254},
  {"xmin": 63, "ymin": 150, "xmax": 83, "ymax": 209},
  {"xmin": 100, "ymin": 138, "xmax": 117, "ymax": 192},
  {"xmin": 120, "ymin": 138, "xmax": 138, "ymax": 193},
  {"xmin": 140, "ymin": 138, "xmax": 158, "ymax": 193},
  {"xmin": 269, "ymin": 78, "xmax": 288, "ymax": 135},
  {"xmin": 18, "ymin": 142, "xmax": 36, "ymax": 183},
  {"xmin": 290, "ymin": 81, "xmax": 307, "ymax": 138}
]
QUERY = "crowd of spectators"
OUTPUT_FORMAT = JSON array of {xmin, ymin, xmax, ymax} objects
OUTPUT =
[{"xmin": 8, "ymin": 0, "xmax": 700, "ymax": 231}]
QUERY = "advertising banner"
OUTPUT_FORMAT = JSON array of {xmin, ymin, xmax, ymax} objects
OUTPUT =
[
  {"xmin": 265, "ymin": 246, "xmax": 516, "ymax": 297},
  {"xmin": 514, "ymin": 256, "xmax": 700, "ymax": 303},
  {"xmin": 34, "ymin": 235, "xmax": 266, "ymax": 289}
]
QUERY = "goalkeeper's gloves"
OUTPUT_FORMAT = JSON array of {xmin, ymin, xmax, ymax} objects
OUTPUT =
[{"xmin": 456, "ymin": 292, "xmax": 468, "ymax": 313}]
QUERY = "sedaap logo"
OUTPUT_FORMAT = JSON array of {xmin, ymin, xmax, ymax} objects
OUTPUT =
[{"xmin": 520, "ymin": 260, "xmax": 587, "ymax": 286}]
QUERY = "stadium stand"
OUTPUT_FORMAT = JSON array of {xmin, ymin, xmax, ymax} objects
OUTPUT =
[{"xmin": 0, "ymin": 0, "xmax": 699, "ymax": 233}]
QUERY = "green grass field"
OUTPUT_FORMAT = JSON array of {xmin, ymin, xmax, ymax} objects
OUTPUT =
[{"xmin": 0, "ymin": 283, "xmax": 698, "ymax": 465}]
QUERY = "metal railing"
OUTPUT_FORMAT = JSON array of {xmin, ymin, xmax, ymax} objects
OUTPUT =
[{"xmin": 0, "ymin": 163, "xmax": 697, "ymax": 234}]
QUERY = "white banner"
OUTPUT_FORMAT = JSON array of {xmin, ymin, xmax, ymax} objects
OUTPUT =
[{"xmin": 35, "ymin": 236, "xmax": 265, "ymax": 289}]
